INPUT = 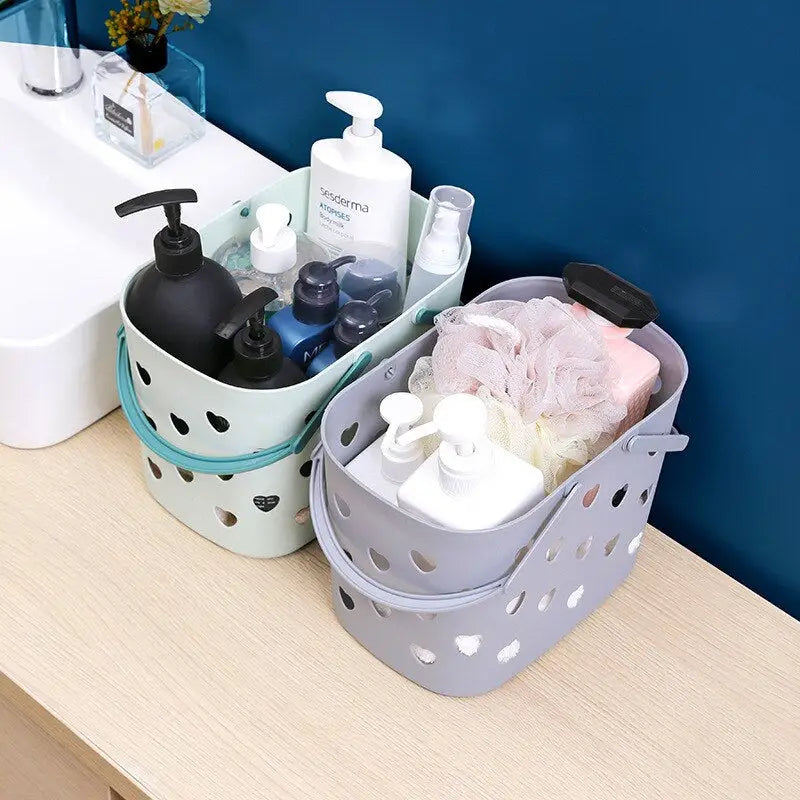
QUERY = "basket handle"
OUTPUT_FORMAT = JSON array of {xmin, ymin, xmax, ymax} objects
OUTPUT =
[
  {"xmin": 116, "ymin": 327, "xmax": 372, "ymax": 474},
  {"xmin": 310, "ymin": 445, "xmax": 575, "ymax": 614}
]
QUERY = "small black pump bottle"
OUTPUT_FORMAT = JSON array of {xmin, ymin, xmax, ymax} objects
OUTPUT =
[
  {"xmin": 116, "ymin": 189, "xmax": 243, "ymax": 377},
  {"xmin": 216, "ymin": 288, "xmax": 306, "ymax": 389}
]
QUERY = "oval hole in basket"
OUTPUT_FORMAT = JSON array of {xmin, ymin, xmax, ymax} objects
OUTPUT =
[
  {"xmin": 372, "ymin": 601, "xmax": 392, "ymax": 618},
  {"xmin": 416, "ymin": 612, "xmax": 437, "ymax": 621},
  {"xmin": 369, "ymin": 548, "xmax": 390, "ymax": 571},
  {"xmin": 604, "ymin": 534, "xmax": 620, "ymax": 557},
  {"xmin": 253, "ymin": 495, "xmax": 279, "ymax": 513},
  {"xmin": 339, "ymin": 587, "xmax": 355, "ymax": 610},
  {"xmin": 170, "ymin": 413, "xmax": 189, "ymax": 436},
  {"xmin": 410, "ymin": 550, "xmax": 436, "ymax": 573},
  {"xmin": 506, "ymin": 592, "xmax": 525, "ymax": 615},
  {"xmin": 497, "ymin": 639, "xmax": 521, "ymax": 664},
  {"xmin": 295, "ymin": 507, "xmax": 310, "ymax": 525},
  {"xmin": 217, "ymin": 474, "xmax": 233, "ymax": 482},
  {"xmin": 455, "ymin": 635, "xmax": 482, "ymax": 657},
  {"xmin": 628, "ymin": 530, "xmax": 644, "ymax": 555},
  {"xmin": 143, "ymin": 413, "xmax": 157, "ymax": 431},
  {"xmin": 177, "ymin": 467, "xmax": 194, "ymax": 483},
  {"xmin": 136, "ymin": 362, "xmax": 151, "ymax": 386},
  {"xmin": 214, "ymin": 507, "xmax": 237, "ymax": 527},
  {"xmin": 299, "ymin": 460, "xmax": 312, "ymax": 478},
  {"xmin": 206, "ymin": 411, "xmax": 230, "ymax": 433},
  {"xmin": 611, "ymin": 484, "xmax": 629, "ymax": 508},
  {"xmin": 334, "ymin": 494, "xmax": 351, "ymax": 518},
  {"xmin": 546, "ymin": 538, "xmax": 563, "ymax": 562},
  {"xmin": 410, "ymin": 644, "xmax": 436, "ymax": 665},
  {"xmin": 582, "ymin": 484, "xmax": 600, "ymax": 508},
  {"xmin": 639, "ymin": 486, "xmax": 652, "ymax": 505},
  {"xmin": 147, "ymin": 458, "xmax": 162, "ymax": 479},
  {"xmin": 575, "ymin": 537, "xmax": 593, "ymax": 560},
  {"xmin": 340, "ymin": 422, "xmax": 358, "ymax": 447},
  {"xmin": 538, "ymin": 588, "xmax": 556, "ymax": 612},
  {"xmin": 304, "ymin": 409, "xmax": 317, "ymax": 424}
]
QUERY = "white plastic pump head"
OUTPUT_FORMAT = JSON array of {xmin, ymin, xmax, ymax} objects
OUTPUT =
[
  {"xmin": 326, "ymin": 91, "xmax": 383, "ymax": 138},
  {"xmin": 397, "ymin": 393, "xmax": 488, "ymax": 457},
  {"xmin": 250, "ymin": 203, "xmax": 297, "ymax": 275},
  {"xmin": 416, "ymin": 204, "xmax": 462, "ymax": 270},
  {"xmin": 378, "ymin": 393, "xmax": 425, "ymax": 484}
]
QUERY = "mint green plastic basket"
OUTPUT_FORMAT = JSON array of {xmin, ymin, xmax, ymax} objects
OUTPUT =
[{"xmin": 117, "ymin": 168, "xmax": 470, "ymax": 557}]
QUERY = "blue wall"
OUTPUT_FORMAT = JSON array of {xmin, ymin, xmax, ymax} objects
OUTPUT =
[{"xmin": 78, "ymin": 1, "xmax": 799, "ymax": 615}]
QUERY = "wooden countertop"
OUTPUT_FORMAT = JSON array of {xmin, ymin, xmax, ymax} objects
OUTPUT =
[{"xmin": 1, "ymin": 412, "xmax": 798, "ymax": 800}]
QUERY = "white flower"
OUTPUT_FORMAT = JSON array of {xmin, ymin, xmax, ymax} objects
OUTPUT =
[{"xmin": 158, "ymin": 0, "xmax": 211, "ymax": 22}]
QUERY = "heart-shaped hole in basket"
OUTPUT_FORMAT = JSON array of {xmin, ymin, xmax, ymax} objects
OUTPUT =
[
  {"xmin": 340, "ymin": 422, "xmax": 358, "ymax": 447},
  {"xmin": 206, "ymin": 411, "xmax": 230, "ymax": 433}
]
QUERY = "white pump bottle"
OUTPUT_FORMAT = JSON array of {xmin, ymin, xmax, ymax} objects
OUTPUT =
[
  {"xmin": 345, "ymin": 393, "xmax": 427, "ymax": 506},
  {"xmin": 308, "ymin": 91, "xmax": 412, "ymax": 259},
  {"xmin": 395, "ymin": 394, "xmax": 546, "ymax": 531}
]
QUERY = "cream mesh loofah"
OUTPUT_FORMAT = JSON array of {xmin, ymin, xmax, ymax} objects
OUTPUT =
[{"xmin": 408, "ymin": 298, "xmax": 625, "ymax": 492}]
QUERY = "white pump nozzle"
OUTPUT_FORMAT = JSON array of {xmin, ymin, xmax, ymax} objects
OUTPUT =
[
  {"xmin": 326, "ymin": 91, "xmax": 383, "ymax": 138},
  {"xmin": 250, "ymin": 203, "xmax": 297, "ymax": 275},
  {"xmin": 397, "ymin": 394, "xmax": 487, "ymax": 456},
  {"xmin": 378, "ymin": 393, "xmax": 425, "ymax": 484}
]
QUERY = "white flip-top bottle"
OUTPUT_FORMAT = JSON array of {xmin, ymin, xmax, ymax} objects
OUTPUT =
[
  {"xmin": 395, "ymin": 395, "xmax": 546, "ymax": 531},
  {"xmin": 308, "ymin": 91, "xmax": 411, "ymax": 259},
  {"xmin": 346, "ymin": 393, "xmax": 427, "ymax": 505}
]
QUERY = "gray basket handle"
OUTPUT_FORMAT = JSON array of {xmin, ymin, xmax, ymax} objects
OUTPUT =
[
  {"xmin": 310, "ymin": 446, "xmax": 574, "ymax": 614},
  {"xmin": 624, "ymin": 427, "xmax": 689, "ymax": 454}
]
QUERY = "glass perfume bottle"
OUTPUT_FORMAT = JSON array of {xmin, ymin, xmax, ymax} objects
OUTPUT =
[{"xmin": 92, "ymin": 32, "xmax": 205, "ymax": 167}]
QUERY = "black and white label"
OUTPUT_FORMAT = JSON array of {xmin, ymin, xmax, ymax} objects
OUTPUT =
[{"xmin": 103, "ymin": 95, "xmax": 134, "ymax": 137}]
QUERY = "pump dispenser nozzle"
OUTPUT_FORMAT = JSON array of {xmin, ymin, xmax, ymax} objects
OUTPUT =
[
  {"xmin": 250, "ymin": 203, "xmax": 297, "ymax": 275},
  {"xmin": 115, "ymin": 188, "xmax": 203, "ymax": 277},
  {"xmin": 326, "ymin": 91, "xmax": 383, "ymax": 137},
  {"xmin": 378, "ymin": 393, "xmax": 426, "ymax": 484}
]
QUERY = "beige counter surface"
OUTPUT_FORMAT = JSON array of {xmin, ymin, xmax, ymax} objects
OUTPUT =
[{"xmin": 1, "ymin": 411, "xmax": 799, "ymax": 800}]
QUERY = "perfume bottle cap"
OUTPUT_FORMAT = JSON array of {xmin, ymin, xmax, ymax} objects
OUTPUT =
[
  {"xmin": 293, "ymin": 257, "xmax": 354, "ymax": 325},
  {"xmin": 563, "ymin": 262, "xmax": 658, "ymax": 329},
  {"xmin": 115, "ymin": 188, "xmax": 203, "ymax": 277},
  {"xmin": 250, "ymin": 203, "xmax": 297, "ymax": 275}
]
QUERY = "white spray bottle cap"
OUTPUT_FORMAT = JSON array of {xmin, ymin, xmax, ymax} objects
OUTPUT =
[
  {"xmin": 250, "ymin": 203, "xmax": 297, "ymax": 275},
  {"xmin": 326, "ymin": 90, "xmax": 384, "ymax": 151},
  {"xmin": 415, "ymin": 204, "xmax": 462, "ymax": 273},
  {"xmin": 397, "ymin": 394, "xmax": 492, "ymax": 495},
  {"xmin": 379, "ymin": 393, "xmax": 425, "ymax": 484}
]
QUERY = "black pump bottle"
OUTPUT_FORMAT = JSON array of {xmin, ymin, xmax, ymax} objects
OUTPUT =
[
  {"xmin": 216, "ymin": 287, "xmax": 305, "ymax": 389},
  {"xmin": 116, "ymin": 189, "xmax": 243, "ymax": 377}
]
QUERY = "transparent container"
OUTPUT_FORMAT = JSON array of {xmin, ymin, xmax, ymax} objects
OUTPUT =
[{"xmin": 92, "ymin": 34, "xmax": 205, "ymax": 168}]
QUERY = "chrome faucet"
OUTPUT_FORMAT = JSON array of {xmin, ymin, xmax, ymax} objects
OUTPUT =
[{"xmin": 0, "ymin": 0, "xmax": 83, "ymax": 97}]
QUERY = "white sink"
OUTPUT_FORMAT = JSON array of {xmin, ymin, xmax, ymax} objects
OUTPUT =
[{"xmin": 0, "ymin": 43, "xmax": 286, "ymax": 448}]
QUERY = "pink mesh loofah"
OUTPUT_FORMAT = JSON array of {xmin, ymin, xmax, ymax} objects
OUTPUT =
[{"xmin": 408, "ymin": 298, "xmax": 626, "ymax": 492}]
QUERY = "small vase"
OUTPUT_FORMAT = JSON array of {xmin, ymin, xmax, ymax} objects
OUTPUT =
[{"xmin": 92, "ymin": 32, "xmax": 206, "ymax": 167}]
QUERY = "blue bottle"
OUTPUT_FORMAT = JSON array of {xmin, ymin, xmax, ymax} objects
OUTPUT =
[
  {"xmin": 268, "ymin": 257, "xmax": 353, "ymax": 369},
  {"xmin": 306, "ymin": 293, "xmax": 384, "ymax": 377}
]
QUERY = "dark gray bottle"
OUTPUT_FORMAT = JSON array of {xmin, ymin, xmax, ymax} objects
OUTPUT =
[
  {"xmin": 116, "ymin": 189, "xmax": 243, "ymax": 376},
  {"xmin": 216, "ymin": 288, "xmax": 305, "ymax": 389}
]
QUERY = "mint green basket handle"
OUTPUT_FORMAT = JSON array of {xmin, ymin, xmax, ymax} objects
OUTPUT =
[{"xmin": 116, "ymin": 326, "xmax": 372, "ymax": 475}]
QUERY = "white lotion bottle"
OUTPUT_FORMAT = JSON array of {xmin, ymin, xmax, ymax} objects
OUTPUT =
[
  {"xmin": 404, "ymin": 185, "xmax": 474, "ymax": 310},
  {"xmin": 346, "ymin": 393, "xmax": 426, "ymax": 505},
  {"xmin": 308, "ymin": 91, "xmax": 411, "ymax": 259},
  {"xmin": 395, "ymin": 394, "xmax": 545, "ymax": 531}
]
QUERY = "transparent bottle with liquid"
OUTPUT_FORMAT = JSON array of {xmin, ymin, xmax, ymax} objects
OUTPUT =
[
  {"xmin": 92, "ymin": 34, "xmax": 205, "ymax": 168},
  {"xmin": 213, "ymin": 204, "xmax": 327, "ymax": 309}
]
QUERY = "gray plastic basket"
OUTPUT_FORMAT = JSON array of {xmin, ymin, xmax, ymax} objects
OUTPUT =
[{"xmin": 310, "ymin": 276, "xmax": 689, "ymax": 696}]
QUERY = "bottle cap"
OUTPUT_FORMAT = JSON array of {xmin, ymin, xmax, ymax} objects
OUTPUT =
[
  {"xmin": 331, "ymin": 292, "xmax": 387, "ymax": 357},
  {"xmin": 115, "ymin": 188, "xmax": 204, "ymax": 277},
  {"xmin": 215, "ymin": 287, "xmax": 285, "ymax": 380},
  {"xmin": 292, "ymin": 256, "xmax": 354, "ymax": 325},
  {"xmin": 250, "ymin": 203, "xmax": 298, "ymax": 275},
  {"xmin": 562, "ymin": 262, "xmax": 658, "ymax": 329},
  {"xmin": 326, "ymin": 90, "xmax": 384, "ymax": 152},
  {"xmin": 338, "ymin": 242, "xmax": 405, "ymax": 323}
]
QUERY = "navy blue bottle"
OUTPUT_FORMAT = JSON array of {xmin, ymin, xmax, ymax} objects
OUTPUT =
[
  {"xmin": 268, "ymin": 257, "xmax": 353, "ymax": 368},
  {"xmin": 306, "ymin": 293, "xmax": 384, "ymax": 376}
]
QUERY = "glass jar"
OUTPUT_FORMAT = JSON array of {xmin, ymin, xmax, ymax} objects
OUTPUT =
[{"xmin": 92, "ymin": 32, "xmax": 205, "ymax": 167}]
